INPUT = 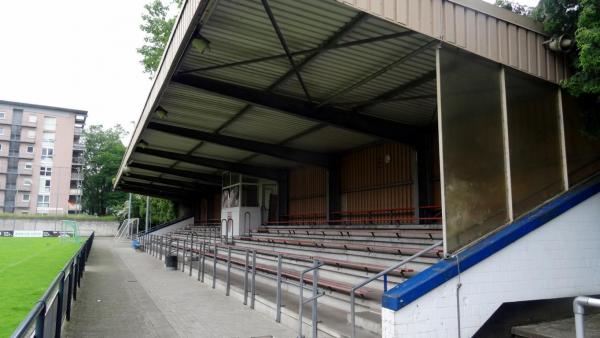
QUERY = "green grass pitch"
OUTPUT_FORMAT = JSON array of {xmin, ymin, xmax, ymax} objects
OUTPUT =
[{"xmin": 0, "ymin": 237, "xmax": 82, "ymax": 337}]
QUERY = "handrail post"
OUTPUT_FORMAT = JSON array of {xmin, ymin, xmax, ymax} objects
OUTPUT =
[
  {"xmin": 297, "ymin": 260, "xmax": 323, "ymax": 338},
  {"xmin": 212, "ymin": 245, "xmax": 218, "ymax": 289},
  {"xmin": 201, "ymin": 242, "xmax": 206, "ymax": 282},
  {"xmin": 243, "ymin": 249, "xmax": 249, "ymax": 305},
  {"xmin": 349, "ymin": 240, "xmax": 443, "ymax": 338},
  {"xmin": 276, "ymin": 254, "xmax": 282, "ymax": 322},
  {"xmin": 250, "ymin": 250, "xmax": 257, "ymax": 309},
  {"xmin": 226, "ymin": 247, "xmax": 232, "ymax": 296},
  {"xmin": 182, "ymin": 240, "xmax": 186, "ymax": 272},
  {"xmin": 311, "ymin": 261, "xmax": 319, "ymax": 338}
]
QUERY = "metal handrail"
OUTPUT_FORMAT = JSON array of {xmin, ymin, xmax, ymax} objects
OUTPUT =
[
  {"xmin": 574, "ymin": 296, "xmax": 600, "ymax": 338},
  {"xmin": 11, "ymin": 232, "xmax": 95, "ymax": 338},
  {"xmin": 298, "ymin": 260, "xmax": 325, "ymax": 338},
  {"xmin": 243, "ymin": 211, "xmax": 251, "ymax": 236},
  {"xmin": 349, "ymin": 240, "xmax": 444, "ymax": 338}
]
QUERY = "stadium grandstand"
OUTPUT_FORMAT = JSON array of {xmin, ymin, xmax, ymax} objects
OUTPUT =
[{"xmin": 114, "ymin": 0, "xmax": 600, "ymax": 337}]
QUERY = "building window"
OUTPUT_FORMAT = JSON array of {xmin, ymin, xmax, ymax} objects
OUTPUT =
[
  {"xmin": 0, "ymin": 127, "xmax": 4, "ymax": 135},
  {"xmin": 37, "ymin": 195, "xmax": 50, "ymax": 207},
  {"xmin": 23, "ymin": 179, "xmax": 32, "ymax": 187},
  {"xmin": 39, "ymin": 178, "xmax": 51, "ymax": 193},
  {"xmin": 25, "ymin": 162, "xmax": 32, "ymax": 170},
  {"xmin": 43, "ymin": 132, "xmax": 55, "ymax": 142},
  {"xmin": 26, "ymin": 145, "xmax": 34, "ymax": 154},
  {"xmin": 40, "ymin": 166, "xmax": 52, "ymax": 176},
  {"xmin": 27, "ymin": 130, "xmax": 35, "ymax": 138},
  {"xmin": 43, "ymin": 117, "xmax": 56, "ymax": 131},
  {"xmin": 0, "ymin": 144, "xmax": 3, "ymax": 152},
  {"xmin": 41, "ymin": 147, "xmax": 54, "ymax": 160},
  {"xmin": 22, "ymin": 194, "xmax": 30, "ymax": 202},
  {"xmin": 0, "ymin": 112, "xmax": 5, "ymax": 119},
  {"xmin": 29, "ymin": 115, "xmax": 37, "ymax": 123}
]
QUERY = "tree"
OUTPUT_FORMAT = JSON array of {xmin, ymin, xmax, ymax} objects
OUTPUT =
[
  {"xmin": 82, "ymin": 125, "xmax": 128, "ymax": 215},
  {"xmin": 496, "ymin": 0, "xmax": 600, "ymax": 136},
  {"xmin": 137, "ymin": 0, "xmax": 182, "ymax": 76}
]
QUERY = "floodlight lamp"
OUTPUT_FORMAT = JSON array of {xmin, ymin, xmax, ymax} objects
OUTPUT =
[
  {"xmin": 192, "ymin": 35, "xmax": 210, "ymax": 54},
  {"xmin": 155, "ymin": 106, "xmax": 168, "ymax": 119},
  {"xmin": 138, "ymin": 140, "xmax": 149, "ymax": 149}
]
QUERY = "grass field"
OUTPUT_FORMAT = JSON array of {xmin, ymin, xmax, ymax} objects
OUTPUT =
[{"xmin": 0, "ymin": 237, "xmax": 83, "ymax": 337}]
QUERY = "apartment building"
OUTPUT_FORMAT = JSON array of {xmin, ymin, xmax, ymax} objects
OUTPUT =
[{"xmin": 0, "ymin": 100, "xmax": 86, "ymax": 214}]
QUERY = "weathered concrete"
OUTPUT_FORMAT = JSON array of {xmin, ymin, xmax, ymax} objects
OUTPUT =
[
  {"xmin": 0, "ymin": 219, "xmax": 118, "ymax": 236},
  {"xmin": 63, "ymin": 238, "xmax": 296, "ymax": 338},
  {"xmin": 512, "ymin": 314, "xmax": 600, "ymax": 338}
]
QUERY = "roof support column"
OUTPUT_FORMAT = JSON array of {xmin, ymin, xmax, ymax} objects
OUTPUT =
[
  {"xmin": 327, "ymin": 159, "xmax": 342, "ymax": 224},
  {"xmin": 277, "ymin": 172, "xmax": 289, "ymax": 223},
  {"xmin": 416, "ymin": 141, "xmax": 434, "ymax": 224}
]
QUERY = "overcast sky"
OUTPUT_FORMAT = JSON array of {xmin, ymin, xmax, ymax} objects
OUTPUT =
[{"xmin": 0, "ymin": 0, "xmax": 539, "ymax": 144}]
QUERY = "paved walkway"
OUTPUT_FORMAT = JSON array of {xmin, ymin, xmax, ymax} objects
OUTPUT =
[{"xmin": 63, "ymin": 237, "xmax": 296, "ymax": 338}]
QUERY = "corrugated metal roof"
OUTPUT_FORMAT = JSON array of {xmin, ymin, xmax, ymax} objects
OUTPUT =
[{"xmin": 116, "ymin": 0, "xmax": 568, "ymax": 194}]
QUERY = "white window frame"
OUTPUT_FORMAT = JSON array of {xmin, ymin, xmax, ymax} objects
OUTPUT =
[
  {"xmin": 23, "ymin": 179, "xmax": 32, "ymax": 187},
  {"xmin": 0, "ymin": 112, "xmax": 5, "ymax": 119},
  {"xmin": 22, "ymin": 194, "xmax": 30, "ymax": 202},
  {"xmin": 24, "ymin": 162, "xmax": 32, "ymax": 170},
  {"xmin": 28, "ymin": 115, "xmax": 37, "ymax": 123},
  {"xmin": 41, "ymin": 147, "xmax": 54, "ymax": 160},
  {"xmin": 0, "ymin": 127, "xmax": 4, "ymax": 135},
  {"xmin": 26, "ymin": 145, "xmax": 34, "ymax": 154}
]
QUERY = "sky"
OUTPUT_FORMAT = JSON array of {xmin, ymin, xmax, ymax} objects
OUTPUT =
[{"xmin": 0, "ymin": 0, "xmax": 539, "ymax": 145}]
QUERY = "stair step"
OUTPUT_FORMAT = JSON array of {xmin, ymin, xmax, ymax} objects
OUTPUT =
[{"xmin": 512, "ymin": 314, "xmax": 600, "ymax": 338}]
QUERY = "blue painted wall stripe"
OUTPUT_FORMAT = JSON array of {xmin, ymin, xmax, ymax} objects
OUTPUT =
[{"xmin": 382, "ymin": 177, "xmax": 600, "ymax": 311}]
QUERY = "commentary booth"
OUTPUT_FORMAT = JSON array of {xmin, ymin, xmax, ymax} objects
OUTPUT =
[{"xmin": 116, "ymin": 0, "xmax": 600, "ymax": 336}]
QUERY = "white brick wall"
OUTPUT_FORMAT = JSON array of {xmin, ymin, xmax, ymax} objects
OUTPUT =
[{"xmin": 384, "ymin": 192, "xmax": 600, "ymax": 338}]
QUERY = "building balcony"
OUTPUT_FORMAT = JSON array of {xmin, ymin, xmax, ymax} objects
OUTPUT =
[
  {"xmin": 19, "ymin": 152, "xmax": 34, "ymax": 160},
  {"xmin": 73, "ymin": 143, "xmax": 85, "ymax": 151},
  {"xmin": 71, "ymin": 173, "xmax": 83, "ymax": 181},
  {"xmin": 68, "ymin": 203, "xmax": 82, "ymax": 211},
  {"xmin": 72, "ymin": 156, "xmax": 84, "ymax": 165},
  {"xmin": 74, "ymin": 127, "xmax": 83, "ymax": 136},
  {"xmin": 69, "ymin": 188, "xmax": 82, "ymax": 195}
]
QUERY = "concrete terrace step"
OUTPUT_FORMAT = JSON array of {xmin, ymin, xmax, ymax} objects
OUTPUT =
[{"xmin": 238, "ymin": 235, "xmax": 444, "ymax": 258}]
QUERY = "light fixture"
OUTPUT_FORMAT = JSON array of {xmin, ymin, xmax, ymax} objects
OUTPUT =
[
  {"xmin": 138, "ymin": 140, "xmax": 149, "ymax": 149},
  {"xmin": 155, "ymin": 106, "xmax": 168, "ymax": 119},
  {"xmin": 191, "ymin": 34, "xmax": 210, "ymax": 54},
  {"xmin": 544, "ymin": 35, "xmax": 573, "ymax": 53}
]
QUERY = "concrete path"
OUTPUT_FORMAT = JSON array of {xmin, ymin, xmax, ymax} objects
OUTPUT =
[{"xmin": 63, "ymin": 237, "xmax": 296, "ymax": 338}]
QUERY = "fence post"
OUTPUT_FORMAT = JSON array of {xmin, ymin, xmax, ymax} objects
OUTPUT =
[
  {"xmin": 66, "ymin": 261, "xmax": 74, "ymax": 321},
  {"xmin": 73, "ymin": 259, "xmax": 78, "ymax": 301},
  {"xmin": 35, "ymin": 301, "xmax": 46, "ymax": 338},
  {"xmin": 55, "ymin": 271, "xmax": 65, "ymax": 338}
]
